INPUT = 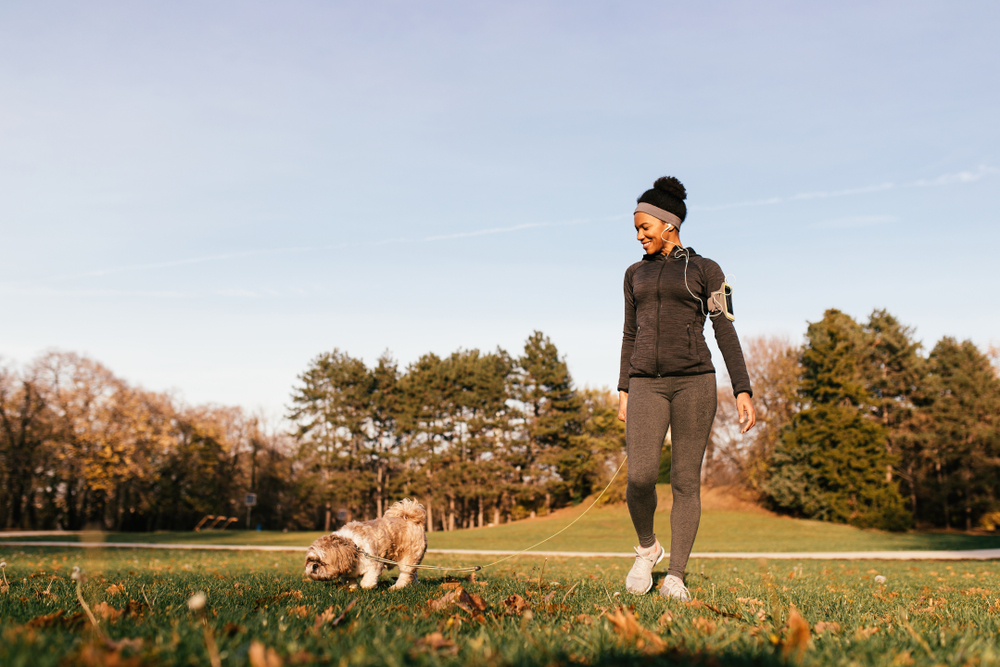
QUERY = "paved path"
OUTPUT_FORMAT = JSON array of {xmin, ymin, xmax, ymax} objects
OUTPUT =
[{"xmin": 2, "ymin": 541, "xmax": 999, "ymax": 560}]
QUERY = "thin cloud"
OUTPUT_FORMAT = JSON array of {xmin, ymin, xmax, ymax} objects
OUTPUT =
[
  {"xmin": 35, "ymin": 215, "xmax": 626, "ymax": 284},
  {"xmin": 808, "ymin": 215, "xmax": 899, "ymax": 230},
  {"xmin": 692, "ymin": 165, "xmax": 995, "ymax": 212}
]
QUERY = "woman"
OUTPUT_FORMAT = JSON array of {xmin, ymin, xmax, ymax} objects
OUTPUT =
[{"xmin": 617, "ymin": 176, "xmax": 756, "ymax": 600}]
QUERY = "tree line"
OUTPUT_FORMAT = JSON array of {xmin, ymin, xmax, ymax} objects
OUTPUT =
[
  {"xmin": 0, "ymin": 333, "xmax": 626, "ymax": 532},
  {"xmin": 708, "ymin": 309, "xmax": 1000, "ymax": 531},
  {"xmin": 2, "ymin": 314, "xmax": 997, "ymax": 533}
]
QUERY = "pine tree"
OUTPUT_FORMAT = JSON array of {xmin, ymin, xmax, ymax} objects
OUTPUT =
[
  {"xmin": 918, "ymin": 338, "xmax": 1000, "ymax": 529},
  {"xmin": 764, "ymin": 310, "xmax": 909, "ymax": 530},
  {"xmin": 287, "ymin": 349, "xmax": 372, "ymax": 529},
  {"xmin": 862, "ymin": 310, "xmax": 925, "ymax": 515},
  {"xmin": 512, "ymin": 331, "xmax": 583, "ymax": 510}
]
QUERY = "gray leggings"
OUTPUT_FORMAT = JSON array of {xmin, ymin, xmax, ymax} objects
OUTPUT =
[{"xmin": 625, "ymin": 374, "xmax": 717, "ymax": 579}]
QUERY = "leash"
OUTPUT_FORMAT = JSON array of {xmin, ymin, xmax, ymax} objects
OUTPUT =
[{"xmin": 355, "ymin": 455, "xmax": 628, "ymax": 573}]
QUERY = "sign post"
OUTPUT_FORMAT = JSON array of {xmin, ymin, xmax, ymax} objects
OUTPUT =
[{"xmin": 245, "ymin": 493, "xmax": 257, "ymax": 530}]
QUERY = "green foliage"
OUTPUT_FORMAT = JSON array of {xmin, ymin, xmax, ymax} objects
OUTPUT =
[
  {"xmin": 915, "ymin": 337, "xmax": 1000, "ymax": 529},
  {"xmin": 766, "ymin": 405, "xmax": 909, "ymax": 530},
  {"xmin": 764, "ymin": 310, "xmax": 909, "ymax": 531}
]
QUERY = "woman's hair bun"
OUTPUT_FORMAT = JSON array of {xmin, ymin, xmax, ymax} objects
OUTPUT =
[{"xmin": 653, "ymin": 176, "xmax": 686, "ymax": 201}]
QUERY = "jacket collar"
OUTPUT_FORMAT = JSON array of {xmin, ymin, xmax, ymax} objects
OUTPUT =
[{"xmin": 640, "ymin": 246, "xmax": 698, "ymax": 262}]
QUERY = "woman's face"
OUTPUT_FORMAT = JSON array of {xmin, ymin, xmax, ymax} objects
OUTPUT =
[{"xmin": 634, "ymin": 212, "xmax": 671, "ymax": 255}]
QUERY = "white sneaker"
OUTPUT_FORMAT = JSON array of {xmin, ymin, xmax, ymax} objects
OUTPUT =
[
  {"xmin": 625, "ymin": 542, "xmax": 665, "ymax": 594},
  {"xmin": 659, "ymin": 574, "xmax": 691, "ymax": 601}
]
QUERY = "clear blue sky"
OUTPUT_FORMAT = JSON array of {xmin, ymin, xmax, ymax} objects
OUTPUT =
[{"xmin": 2, "ymin": 1, "xmax": 998, "ymax": 417}]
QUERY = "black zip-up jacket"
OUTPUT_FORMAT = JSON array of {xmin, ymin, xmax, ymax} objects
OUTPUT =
[{"xmin": 618, "ymin": 247, "xmax": 752, "ymax": 397}]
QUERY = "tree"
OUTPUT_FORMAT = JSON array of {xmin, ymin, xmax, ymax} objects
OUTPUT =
[
  {"xmin": 764, "ymin": 310, "xmax": 909, "ymax": 530},
  {"xmin": 709, "ymin": 336, "xmax": 801, "ymax": 489},
  {"xmin": 287, "ymin": 349, "xmax": 372, "ymax": 529},
  {"xmin": 862, "ymin": 310, "xmax": 925, "ymax": 515},
  {"xmin": 917, "ymin": 338, "xmax": 1000, "ymax": 529},
  {"xmin": 512, "ymin": 332, "xmax": 583, "ymax": 512}
]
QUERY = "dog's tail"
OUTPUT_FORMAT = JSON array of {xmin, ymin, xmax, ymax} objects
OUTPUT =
[{"xmin": 384, "ymin": 498, "xmax": 426, "ymax": 526}]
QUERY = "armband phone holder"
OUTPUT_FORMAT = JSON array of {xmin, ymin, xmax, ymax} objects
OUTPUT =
[{"xmin": 710, "ymin": 282, "xmax": 735, "ymax": 322}]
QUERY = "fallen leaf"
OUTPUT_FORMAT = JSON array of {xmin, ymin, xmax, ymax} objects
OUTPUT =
[
  {"xmin": 105, "ymin": 584, "xmax": 125, "ymax": 597},
  {"xmin": 854, "ymin": 626, "xmax": 880, "ymax": 640},
  {"xmin": 693, "ymin": 616, "xmax": 716, "ymax": 634},
  {"xmin": 415, "ymin": 631, "xmax": 457, "ymax": 654},
  {"xmin": 72, "ymin": 639, "xmax": 145, "ymax": 667},
  {"xmin": 576, "ymin": 614, "xmax": 594, "ymax": 625},
  {"xmin": 287, "ymin": 605, "xmax": 311, "ymax": 618},
  {"xmin": 605, "ymin": 606, "xmax": 666, "ymax": 654},
  {"xmin": 502, "ymin": 594, "xmax": 530, "ymax": 616},
  {"xmin": 94, "ymin": 602, "xmax": 123, "ymax": 623},
  {"xmin": 782, "ymin": 605, "xmax": 810, "ymax": 661},
  {"xmin": 223, "ymin": 622, "xmax": 243, "ymax": 637},
  {"xmin": 658, "ymin": 611, "xmax": 673, "ymax": 627},
  {"xmin": 892, "ymin": 650, "xmax": 915, "ymax": 666},
  {"xmin": 249, "ymin": 640, "xmax": 284, "ymax": 667},
  {"xmin": 813, "ymin": 621, "xmax": 841, "ymax": 635},
  {"xmin": 26, "ymin": 610, "xmax": 87, "ymax": 629},
  {"xmin": 314, "ymin": 598, "xmax": 357, "ymax": 628},
  {"xmin": 439, "ymin": 582, "xmax": 462, "ymax": 590}
]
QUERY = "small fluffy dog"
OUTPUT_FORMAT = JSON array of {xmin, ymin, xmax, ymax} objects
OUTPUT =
[{"xmin": 304, "ymin": 498, "xmax": 427, "ymax": 590}]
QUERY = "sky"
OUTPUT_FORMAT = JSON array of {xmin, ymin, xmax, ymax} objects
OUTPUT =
[{"xmin": 1, "ymin": 1, "xmax": 998, "ymax": 419}]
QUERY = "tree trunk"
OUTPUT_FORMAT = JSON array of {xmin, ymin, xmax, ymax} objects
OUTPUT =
[
  {"xmin": 426, "ymin": 498, "xmax": 434, "ymax": 533},
  {"xmin": 477, "ymin": 496, "xmax": 484, "ymax": 528},
  {"xmin": 376, "ymin": 465, "xmax": 384, "ymax": 518},
  {"xmin": 448, "ymin": 495, "xmax": 456, "ymax": 531}
]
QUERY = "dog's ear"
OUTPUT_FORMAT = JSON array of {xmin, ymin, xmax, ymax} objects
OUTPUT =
[{"xmin": 330, "ymin": 539, "xmax": 358, "ymax": 573}]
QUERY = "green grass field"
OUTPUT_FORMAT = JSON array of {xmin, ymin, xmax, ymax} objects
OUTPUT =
[
  {"xmin": 1, "ymin": 544, "xmax": 998, "ymax": 666},
  {"xmin": 6, "ymin": 486, "xmax": 1000, "ymax": 555},
  {"xmin": 3, "ymin": 492, "xmax": 1000, "ymax": 667}
]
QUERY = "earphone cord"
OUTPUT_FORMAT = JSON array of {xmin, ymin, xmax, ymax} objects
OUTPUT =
[{"xmin": 661, "ymin": 236, "xmax": 723, "ymax": 320}]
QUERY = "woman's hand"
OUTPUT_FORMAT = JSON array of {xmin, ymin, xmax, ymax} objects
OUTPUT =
[
  {"xmin": 736, "ymin": 392, "xmax": 756, "ymax": 433},
  {"xmin": 618, "ymin": 391, "xmax": 628, "ymax": 422}
]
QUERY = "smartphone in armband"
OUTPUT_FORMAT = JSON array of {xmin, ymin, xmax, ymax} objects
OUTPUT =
[{"xmin": 710, "ymin": 282, "xmax": 735, "ymax": 322}]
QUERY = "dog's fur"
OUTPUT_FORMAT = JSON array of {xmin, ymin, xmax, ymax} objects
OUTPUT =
[{"xmin": 304, "ymin": 498, "xmax": 427, "ymax": 590}]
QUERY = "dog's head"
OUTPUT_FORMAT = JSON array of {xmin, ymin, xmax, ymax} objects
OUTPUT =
[{"xmin": 304, "ymin": 535, "xmax": 359, "ymax": 581}]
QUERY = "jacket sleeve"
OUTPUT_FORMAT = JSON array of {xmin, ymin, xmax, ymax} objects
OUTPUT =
[
  {"xmin": 701, "ymin": 260, "xmax": 753, "ymax": 397},
  {"xmin": 618, "ymin": 266, "xmax": 637, "ymax": 393}
]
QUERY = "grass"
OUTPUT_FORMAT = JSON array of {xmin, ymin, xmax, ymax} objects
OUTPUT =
[
  {"xmin": 6, "ymin": 484, "xmax": 1000, "ymax": 554},
  {"xmin": 1, "ymin": 544, "xmax": 999, "ymax": 666}
]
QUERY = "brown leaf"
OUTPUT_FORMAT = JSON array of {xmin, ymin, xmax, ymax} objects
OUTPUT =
[
  {"xmin": 105, "ymin": 584, "xmax": 125, "ymax": 597},
  {"xmin": 439, "ymin": 582, "xmax": 462, "ymax": 590},
  {"xmin": 782, "ymin": 605, "xmax": 810, "ymax": 661},
  {"xmin": 466, "ymin": 591, "xmax": 488, "ymax": 612},
  {"xmin": 692, "ymin": 616, "xmax": 716, "ymax": 634},
  {"xmin": 73, "ymin": 640, "xmax": 144, "ymax": 667},
  {"xmin": 854, "ymin": 626, "xmax": 880, "ymax": 640},
  {"xmin": 416, "ymin": 631, "xmax": 457, "ymax": 654},
  {"xmin": 249, "ymin": 640, "xmax": 284, "ymax": 667},
  {"xmin": 813, "ymin": 621, "xmax": 841, "ymax": 635},
  {"xmin": 94, "ymin": 602, "xmax": 123, "ymax": 623},
  {"xmin": 605, "ymin": 606, "xmax": 667, "ymax": 654},
  {"xmin": 430, "ymin": 587, "xmax": 488, "ymax": 615},
  {"xmin": 287, "ymin": 605, "xmax": 311, "ymax": 619},
  {"xmin": 223, "ymin": 622, "xmax": 243, "ymax": 637},
  {"xmin": 502, "ymin": 593, "xmax": 530, "ymax": 616},
  {"xmin": 891, "ymin": 650, "xmax": 915, "ymax": 666},
  {"xmin": 428, "ymin": 589, "xmax": 461, "ymax": 611},
  {"xmin": 314, "ymin": 598, "xmax": 357, "ymax": 628},
  {"xmin": 658, "ymin": 611, "xmax": 673, "ymax": 627},
  {"xmin": 576, "ymin": 614, "xmax": 594, "ymax": 625}
]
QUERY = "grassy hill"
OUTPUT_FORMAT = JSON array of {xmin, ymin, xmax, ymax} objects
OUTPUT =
[{"xmin": 4, "ymin": 485, "xmax": 999, "ymax": 553}]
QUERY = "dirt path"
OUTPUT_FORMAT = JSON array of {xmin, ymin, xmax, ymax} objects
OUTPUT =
[{"xmin": 2, "ymin": 540, "xmax": 998, "ymax": 560}]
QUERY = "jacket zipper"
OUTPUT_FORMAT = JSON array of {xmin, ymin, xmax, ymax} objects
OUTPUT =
[{"xmin": 653, "ymin": 258, "xmax": 668, "ymax": 377}]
